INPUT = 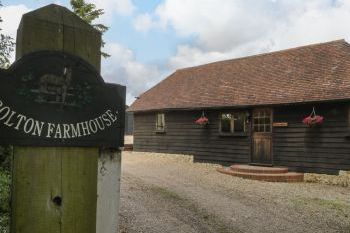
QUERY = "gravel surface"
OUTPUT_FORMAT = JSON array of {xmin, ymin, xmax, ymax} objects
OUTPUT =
[{"xmin": 119, "ymin": 152, "xmax": 350, "ymax": 233}]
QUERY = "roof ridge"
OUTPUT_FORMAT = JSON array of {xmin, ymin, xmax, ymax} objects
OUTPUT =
[{"xmin": 177, "ymin": 39, "xmax": 347, "ymax": 72}]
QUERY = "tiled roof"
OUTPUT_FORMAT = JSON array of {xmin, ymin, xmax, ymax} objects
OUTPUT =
[{"xmin": 128, "ymin": 40, "xmax": 350, "ymax": 112}]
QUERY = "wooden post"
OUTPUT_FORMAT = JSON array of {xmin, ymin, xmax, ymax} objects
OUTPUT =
[
  {"xmin": 16, "ymin": 4, "xmax": 101, "ymax": 72},
  {"xmin": 12, "ymin": 4, "xmax": 122, "ymax": 233}
]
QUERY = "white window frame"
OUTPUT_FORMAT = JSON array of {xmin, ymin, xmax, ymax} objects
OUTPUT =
[
  {"xmin": 219, "ymin": 112, "xmax": 246, "ymax": 133},
  {"xmin": 348, "ymin": 106, "xmax": 350, "ymax": 130},
  {"xmin": 156, "ymin": 113, "xmax": 165, "ymax": 132}
]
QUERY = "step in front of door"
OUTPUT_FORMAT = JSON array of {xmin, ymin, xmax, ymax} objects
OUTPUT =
[{"xmin": 217, "ymin": 166, "xmax": 304, "ymax": 182}]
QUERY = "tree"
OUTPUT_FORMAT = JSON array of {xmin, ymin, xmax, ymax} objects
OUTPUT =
[
  {"xmin": 0, "ymin": 1, "xmax": 13, "ymax": 171},
  {"xmin": 0, "ymin": 3, "xmax": 13, "ymax": 231},
  {"xmin": 70, "ymin": 0, "xmax": 110, "ymax": 58},
  {"xmin": 0, "ymin": 1, "xmax": 15, "ymax": 68}
]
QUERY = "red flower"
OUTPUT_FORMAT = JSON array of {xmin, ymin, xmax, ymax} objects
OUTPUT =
[
  {"xmin": 195, "ymin": 116, "xmax": 209, "ymax": 125},
  {"xmin": 302, "ymin": 115, "xmax": 324, "ymax": 127}
]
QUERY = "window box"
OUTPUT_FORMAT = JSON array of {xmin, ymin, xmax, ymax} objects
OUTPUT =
[
  {"xmin": 154, "ymin": 130, "xmax": 166, "ymax": 134},
  {"xmin": 219, "ymin": 132, "xmax": 248, "ymax": 137}
]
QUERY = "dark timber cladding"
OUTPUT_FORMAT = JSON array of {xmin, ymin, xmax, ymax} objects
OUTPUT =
[
  {"xmin": 134, "ymin": 110, "xmax": 251, "ymax": 164},
  {"xmin": 133, "ymin": 102, "xmax": 350, "ymax": 174},
  {"xmin": 273, "ymin": 103, "xmax": 350, "ymax": 174},
  {"xmin": 130, "ymin": 40, "xmax": 350, "ymax": 175}
]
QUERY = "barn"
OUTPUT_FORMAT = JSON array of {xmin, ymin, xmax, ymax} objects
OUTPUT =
[{"xmin": 128, "ymin": 40, "xmax": 350, "ymax": 175}]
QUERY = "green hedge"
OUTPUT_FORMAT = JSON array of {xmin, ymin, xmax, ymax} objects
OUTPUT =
[
  {"xmin": 0, "ymin": 146, "xmax": 11, "ymax": 233},
  {"xmin": 0, "ymin": 146, "xmax": 11, "ymax": 172}
]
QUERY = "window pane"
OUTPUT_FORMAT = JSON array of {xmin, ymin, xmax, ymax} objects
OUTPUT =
[
  {"xmin": 233, "ymin": 113, "xmax": 245, "ymax": 132},
  {"xmin": 156, "ymin": 113, "xmax": 165, "ymax": 130},
  {"xmin": 253, "ymin": 117, "xmax": 259, "ymax": 125},
  {"xmin": 265, "ymin": 124, "xmax": 270, "ymax": 132},
  {"xmin": 220, "ymin": 114, "xmax": 232, "ymax": 133},
  {"xmin": 264, "ymin": 110, "xmax": 269, "ymax": 118},
  {"xmin": 254, "ymin": 125, "xmax": 259, "ymax": 132}
]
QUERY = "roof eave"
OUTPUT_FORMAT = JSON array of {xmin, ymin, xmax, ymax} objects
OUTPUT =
[{"xmin": 128, "ymin": 98, "xmax": 350, "ymax": 113}]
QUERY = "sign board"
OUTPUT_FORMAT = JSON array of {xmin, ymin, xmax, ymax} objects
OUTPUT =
[
  {"xmin": 0, "ymin": 51, "xmax": 125, "ymax": 148},
  {"xmin": 272, "ymin": 122, "xmax": 289, "ymax": 127}
]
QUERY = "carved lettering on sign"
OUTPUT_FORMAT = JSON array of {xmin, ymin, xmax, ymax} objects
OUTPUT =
[
  {"xmin": 0, "ymin": 51, "xmax": 125, "ymax": 147},
  {"xmin": 0, "ymin": 98, "xmax": 119, "ymax": 140}
]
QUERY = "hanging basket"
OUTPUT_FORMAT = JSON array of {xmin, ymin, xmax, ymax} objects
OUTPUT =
[
  {"xmin": 302, "ymin": 107, "xmax": 324, "ymax": 127},
  {"xmin": 195, "ymin": 116, "xmax": 209, "ymax": 125},
  {"xmin": 195, "ymin": 111, "xmax": 209, "ymax": 126}
]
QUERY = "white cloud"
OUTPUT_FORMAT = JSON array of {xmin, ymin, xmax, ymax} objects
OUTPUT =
[
  {"xmin": 133, "ymin": 13, "xmax": 154, "ymax": 32},
  {"xmin": 0, "ymin": 4, "xmax": 31, "ymax": 39},
  {"xmin": 87, "ymin": 0, "xmax": 135, "ymax": 23},
  {"xmin": 137, "ymin": 0, "xmax": 350, "ymax": 70},
  {"xmin": 102, "ymin": 43, "xmax": 161, "ymax": 104},
  {"xmin": 168, "ymin": 45, "xmax": 231, "ymax": 69},
  {"xmin": 0, "ymin": 4, "xmax": 31, "ymax": 63}
]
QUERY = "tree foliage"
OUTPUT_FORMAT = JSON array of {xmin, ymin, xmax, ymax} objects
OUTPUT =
[
  {"xmin": 0, "ymin": 1, "xmax": 15, "ymax": 68},
  {"xmin": 70, "ymin": 0, "xmax": 110, "ymax": 58},
  {"xmin": 0, "ymin": 169, "xmax": 10, "ymax": 233},
  {"xmin": 0, "ymin": 3, "xmax": 13, "ymax": 231}
]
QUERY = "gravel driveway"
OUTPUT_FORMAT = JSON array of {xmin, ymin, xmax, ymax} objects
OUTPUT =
[{"xmin": 119, "ymin": 152, "xmax": 350, "ymax": 233}]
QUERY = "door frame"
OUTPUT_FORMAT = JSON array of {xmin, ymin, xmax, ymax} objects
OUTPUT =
[{"xmin": 250, "ymin": 108, "xmax": 274, "ymax": 165}]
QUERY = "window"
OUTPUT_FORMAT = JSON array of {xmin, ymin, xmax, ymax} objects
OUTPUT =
[
  {"xmin": 253, "ymin": 109, "xmax": 271, "ymax": 132},
  {"xmin": 156, "ymin": 113, "xmax": 165, "ymax": 131},
  {"xmin": 220, "ymin": 112, "xmax": 246, "ymax": 133},
  {"xmin": 348, "ymin": 106, "xmax": 350, "ymax": 130}
]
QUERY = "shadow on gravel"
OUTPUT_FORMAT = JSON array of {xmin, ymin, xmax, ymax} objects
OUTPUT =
[
  {"xmin": 149, "ymin": 185, "xmax": 238, "ymax": 233},
  {"xmin": 119, "ymin": 176, "xmax": 241, "ymax": 233}
]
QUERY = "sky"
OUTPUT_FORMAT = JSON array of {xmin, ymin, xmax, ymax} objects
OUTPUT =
[{"xmin": 1, "ymin": 0, "xmax": 350, "ymax": 105}]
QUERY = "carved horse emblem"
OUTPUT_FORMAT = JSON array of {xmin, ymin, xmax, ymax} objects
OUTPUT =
[{"xmin": 37, "ymin": 67, "xmax": 73, "ymax": 107}]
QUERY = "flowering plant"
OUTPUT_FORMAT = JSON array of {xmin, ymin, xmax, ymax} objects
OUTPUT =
[
  {"xmin": 302, "ymin": 107, "xmax": 324, "ymax": 127},
  {"xmin": 195, "ymin": 116, "xmax": 209, "ymax": 125}
]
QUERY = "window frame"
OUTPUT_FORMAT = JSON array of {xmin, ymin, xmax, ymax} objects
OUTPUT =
[
  {"xmin": 252, "ymin": 109, "xmax": 272, "ymax": 133},
  {"xmin": 155, "ymin": 113, "xmax": 165, "ymax": 133},
  {"xmin": 348, "ymin": 106, "xmax": 350, "ymax": 135},
  {"xmin": 219, "ymin": 111, "xmax": 247, "ymax": 135}
]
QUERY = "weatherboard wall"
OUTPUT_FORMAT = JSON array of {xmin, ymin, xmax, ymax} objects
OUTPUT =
[
  {"xmin": 134, "ymin": 110, "xmax": 251, "ymax": 164},
  {"xmin": 133, "ymin": 102, "xmax": 350, "ymax": 174},
  {"xmin": 273, "ymin": 102, "xmax": 350, "ymax": 174}
]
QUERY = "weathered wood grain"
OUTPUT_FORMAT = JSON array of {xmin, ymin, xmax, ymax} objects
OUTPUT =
[
  {"xmin": 16, "ymin": 4, "xmax": 101, "ymax": 72},
  {"xmin": 11, "ymin": 147, "xmax": 98, "ymax": 233},
  {"xmin": 61, "ymin": 148, "xmax": 98, "ymax": 233},
  {"xmin": 12, "ymin": 4, "xmax": 101, "ymax": 233}
]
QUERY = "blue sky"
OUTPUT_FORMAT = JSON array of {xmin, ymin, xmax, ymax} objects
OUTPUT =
[
  {"xmin": 1, "ymin": 0, "xmax": 350, "ymax": 104},
  {"xmin": 5, "ymin": 0, "xmax": 178, "ymax": 63}
]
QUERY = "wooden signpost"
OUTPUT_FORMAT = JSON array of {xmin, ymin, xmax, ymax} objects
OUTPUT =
[{"xmin": 2, "ymin": 4, "xmax": 125, "ymax": 233}]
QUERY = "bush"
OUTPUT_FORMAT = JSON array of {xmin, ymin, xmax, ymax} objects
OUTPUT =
[
  {"xmin": 0, "ymin": 146, "xmax": 11, "ymax": 172},
  {"xmin": 0, "ymin": 146, "xmax": 11, "ymax": 233},
  {"xmin": 0, "ymin": 170, "xmax": 10, "ymax": 233}
]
